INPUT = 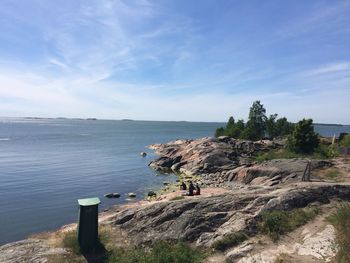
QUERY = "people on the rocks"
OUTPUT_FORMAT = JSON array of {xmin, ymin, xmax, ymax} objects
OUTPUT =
[
  {"xmin": 188, "ymin": 181, "xmax": 195, "ymax": 196},
  {"xmin": 180, "ymin": 182, "xmax": 187, "ymax": 191},
  {"xmin": 194, "ymin": 183, "xmax": 201, "ymax": 195}
]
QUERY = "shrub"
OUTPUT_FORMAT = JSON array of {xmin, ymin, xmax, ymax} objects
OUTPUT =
[
  {"xmin": 211, "ymin": 231, "xmax": 247, "ymax": 251},
  {"xmin": 328, "ymin": 203, "xmax": 350, "ymax": 263},
  {"xmin": 340, "ymin": 134, "xmax": 350, "ymax": 148},
  {"xmin": 287, "ymin": 119, "xmax": 319, "ymax": 154},
  {"xmin": 260, "ymin": 207, "xmax": 319, "ymax": 241}
]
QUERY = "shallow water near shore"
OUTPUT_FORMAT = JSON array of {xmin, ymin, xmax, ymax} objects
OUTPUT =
[{"xmin": 0, "ymin": 118, "xmax": 349, "ymax": 245}]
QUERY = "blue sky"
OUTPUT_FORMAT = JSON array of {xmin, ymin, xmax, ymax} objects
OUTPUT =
[{"xmin": 0, "ymin": 0, "xmax": 349, "ymax": 123}]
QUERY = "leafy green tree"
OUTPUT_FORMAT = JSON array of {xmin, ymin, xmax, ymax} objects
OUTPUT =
[
  {"xmin": 287, "ymin": 119, "xmax": 319, "ymax": 153},
  {"xmin": 245, "ymin": 101, "xmax": 267, "ymax": 140},
  {"xmin": 215, "ymin": 127, "xmax": 225, "ymax": 137},
  {"xmin": 266, "ymin": 114, "xmax": 278, "ymax": 139},
  {"xmin": 275, "ymin": 117, "xmax": 294, "ymax": 137},
  {"xmin": 226, "ymin": 116, "xmax": 235, "ymax": 130},
  {"xmin": 215, "ymin": 117, "xmax": 246, "ymax": 138}
]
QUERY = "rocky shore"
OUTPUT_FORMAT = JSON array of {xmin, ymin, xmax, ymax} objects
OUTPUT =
[
  {"xmin": 1, "ymin": 136, "xmax": 350, "ymax": 263},
  {"xmin": 149, "ymin": 136, "xmax": 332, "ymax": 187}
]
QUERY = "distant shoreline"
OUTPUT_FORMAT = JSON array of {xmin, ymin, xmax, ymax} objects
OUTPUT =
[
  {"xmin": 0, "ymin": 116, "xmax": 347, "ymax": 126},
  {"xmin": 314, "ymin": 123, "xmax": 343, "ymax": 127}
]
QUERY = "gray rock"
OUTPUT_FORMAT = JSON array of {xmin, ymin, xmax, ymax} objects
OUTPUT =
[
  {"xmin": 112, "ymin": 184, "xmax": 350, "ymax": 247},
  {"xmin": 226, "ymin": 242, "xmax": 254, "ymax": 261}
]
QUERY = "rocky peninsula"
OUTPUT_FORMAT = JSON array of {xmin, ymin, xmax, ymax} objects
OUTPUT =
[{"xmin": 1, "ymin": 136, "xmax": 350, "ymax": 263}]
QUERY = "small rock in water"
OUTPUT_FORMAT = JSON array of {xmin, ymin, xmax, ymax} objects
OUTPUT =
[
  {"xmin": 128, "ymin": 192, "xmax": 137, "ymax": 198},
  {"xmin": 140, "ymin": 152, "xmax": 147, "ymax": 157},
  {"xmin": 163, "ymin": 181, "xmax": 169, "ymax": 185},
  {"xmin": 148, "ymin": 191, "xmax": 157, "ymax": 197},
  {"xmin": 104, "ymin": 193, "xmax": 120, "ymax": 198}
]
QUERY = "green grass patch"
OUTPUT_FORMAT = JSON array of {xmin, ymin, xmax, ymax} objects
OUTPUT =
[
  {"xmin": 325, "ymin": 170, "xmax": 341, "ymax": 180},
  {"xmin": 328, "ymin": 203, "xmax": 350, "ymax": 263},
  {"xmin": 108, "ymin": 241, "xmax": 206, "ymax": 263},
  {"xmin": 170, "ymin": 196, "xmax": 185, "ymax": 201},
  {"xmin": 62, "ymin": 231, "xmax": 81, "ymax": 255},
  {"xmin": 61, "ymin": 229, "xmax": 111, "ymax": 255},
  {"xmin": 255, "ymin": 149, "xmax": 303, "ymax": 162},
  {"xmin": 260, "ymin": 207, "xmax": 319, "ymax": 241},
  {"xmin": 255, "ymin": 144, "xmax": 336, "ymax": 163},
  {"xmin": 211, "ymin": 231, "xmax": 248, "ymax": 251}
]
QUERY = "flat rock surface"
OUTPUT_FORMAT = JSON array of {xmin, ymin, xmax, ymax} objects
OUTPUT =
[{"xmin": 0, "ymin": 239, "xmax": 66, "ymax": 263}]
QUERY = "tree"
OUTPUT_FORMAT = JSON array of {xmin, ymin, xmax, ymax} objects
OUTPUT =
[
  {"xmin": 226, "ymin": 116, "xmax": 235, "ymax": 130},
  {"xmin": 215, "ymin": 127, "xmax": 225, "ymax": 137},
  {"xmin": 245, "ymin": 101, "xmax": 267, "ymax": 140},
  {"xmin": 287, "ymin": 119, "xmax": 319, "ymax": 153},
  {"xmin": 266, "ymin": 114, "xmax": 278, "ymax": 139},
  {"xmin": 275, "ymin": 117, "xmax": 294, "ymax": 137}
]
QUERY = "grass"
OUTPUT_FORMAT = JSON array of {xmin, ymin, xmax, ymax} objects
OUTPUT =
[
  {"xmin": 255, "ymin": 149, "xmax": 304, "ymax": 162},
  {"xmin": 325, "ymin": 170, "xmax": 341, "ymax": 180},
  {"xmin": 260, "ymin": 207, "xmax": 319, "ymax": 241},
  {"xmin": 60, "ymin": 227, "xmax": 112, "ymax": 255},
  {"xmin": 328, "ymin": 203, "xmax": 350, "ymax": 263},
  {"xmin": 169, "ymin": 196, "xmax": 185, "ymax": 201},
  {"xmin": 108, "ymin": 241, "xmax": 206, "ymax": 263},
  {"xmin": 53, "ymin": 230, "xmax": 205, "ymax": 263},
  {"xmin": 211, "ymin": 231, "xmax": 247, "ymax": 251},
  {"xmin": 62, "ymin": 231, "xmax": 81, "ymax": 255},
  {"xmin": 255, "ymin": 144, "xmax": 336, "ymax": 163}
]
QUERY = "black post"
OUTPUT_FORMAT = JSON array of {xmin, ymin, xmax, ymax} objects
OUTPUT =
[{"xmin": 77, "ymin": 197, "xmax": 101, "ymax": 252}]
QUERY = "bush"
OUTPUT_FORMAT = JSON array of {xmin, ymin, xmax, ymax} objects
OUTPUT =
[
  {"xmin": 328, "ymin": 203, "xmax": 350, "ymax": 263},
  {"xmin": 108, "ymin": 241, "xmax": 205, "ymax": 263},
  {"xmin": 260, "ymin": 207, "xmax": 319, "ymax": 241},
  {"xmin": 287, "ymin": 119, "xmax": 319, "ymax": 154},
  {"xmin": 211, "ymin": 231, "xmax": 247, "ymax": 251},
  {"xmin": 340, "ymin": 134, "xmax": 350, "ymax": 148}
]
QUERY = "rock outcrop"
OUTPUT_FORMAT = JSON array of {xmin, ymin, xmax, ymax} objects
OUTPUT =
[
  {"xmin": 149, "ymin": 137, "xmax": 332, "ymax": 187},
  {"xmin": 0, "ymin": 239, "xmax": 66, "ymax": 263},
  {"xmin": 111, "ymin": 183, "xmax": 350, "ymax": 249}
]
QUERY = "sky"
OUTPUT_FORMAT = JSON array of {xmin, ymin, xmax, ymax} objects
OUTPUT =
[{"xmin": 0, "ymin": 0, "xmax": 349, "ymax": 123}]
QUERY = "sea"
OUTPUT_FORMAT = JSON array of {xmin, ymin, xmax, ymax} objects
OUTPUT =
[{"xmin": 0, "ymin": 118, "xmax": 349, "ymax": 245}]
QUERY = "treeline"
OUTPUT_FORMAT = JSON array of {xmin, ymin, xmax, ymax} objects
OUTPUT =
[
  {"xmin": 215, "ymin": 101, "xmax": 323, "ymax": 154},
  {"xmin": 215, "ymin": 101, "xmax": 294, "ymax": 140}
]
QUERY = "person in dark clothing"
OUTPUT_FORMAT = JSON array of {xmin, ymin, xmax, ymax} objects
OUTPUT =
[
  {"xmin": 195, "ymin": 183, "xmax": 201, "ymax": 195},
  {"xmin": 180, "ymin": 182, "xmax": 187, "ymax": 191},
  {"xmin": 188, "ymin": 181, "xmax": 195, "ymax": 196}
]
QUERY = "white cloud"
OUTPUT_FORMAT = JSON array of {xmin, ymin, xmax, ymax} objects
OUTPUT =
[{"xmin": 304, "ymin": 62, "xmax": 350, "ymax": 76}]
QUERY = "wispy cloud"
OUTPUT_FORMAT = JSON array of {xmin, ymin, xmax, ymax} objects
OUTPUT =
[
  {"xmin": 0, "ymin": 0, "xmax": 349, "ymax": 123},
  {"xmin": 304, "ymin": 62, "xmax": 350, "ymax": 76}
]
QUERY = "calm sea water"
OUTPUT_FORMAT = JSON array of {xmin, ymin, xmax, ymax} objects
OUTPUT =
[{"xmin": 0, "ymin": 118, "xmax": 349, "ymax": 245}]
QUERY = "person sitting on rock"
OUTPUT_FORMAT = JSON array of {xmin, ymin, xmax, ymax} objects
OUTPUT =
[
  {"xmin": 180, "ymin": 182, "xmax": 187, "ymax": 191},
  {"xmin": 195, "ymin": 183, "xmax": 201, "ymax": 195},
  {"xmin": 188, "ymin": 181, "xmax": 195, "ymax": 196}
]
